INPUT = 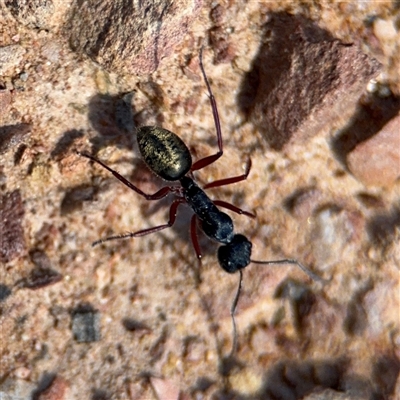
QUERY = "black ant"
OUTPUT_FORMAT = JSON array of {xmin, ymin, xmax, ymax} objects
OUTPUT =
[{"xmin": 78, "ymin": 49, "xmax": 324, "ymax": 355}]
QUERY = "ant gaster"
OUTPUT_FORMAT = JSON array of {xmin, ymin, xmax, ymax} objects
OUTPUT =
[{"xmin": 79, "ymin": 49, "xmax": 324, "ymax": 355}]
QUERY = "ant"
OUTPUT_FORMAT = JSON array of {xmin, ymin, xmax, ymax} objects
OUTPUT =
[{"xmin": 78, "ymin": 49, "xmax": 324, "ymax": 355}]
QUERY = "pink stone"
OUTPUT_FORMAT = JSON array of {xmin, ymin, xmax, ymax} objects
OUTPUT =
[{"xmin": 347, "ymin": 113, "xmax": 400, "ymax": 187}]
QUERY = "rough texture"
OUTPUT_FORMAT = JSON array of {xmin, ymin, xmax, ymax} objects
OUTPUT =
[
  {"xmin": 15, "ymin": 250, "xmax": 63, "ymax": 290},
  {"xmin": 3, "ymin": 0, "xmax": 72, "ymax": 30},
  {"xmin": 238, "ymin": 13, "xmax": 382, "ymax": 150},
  {"xmin": 0, "ymin": 44, "xmax": 26, "ymax": 76},
  {"xmin": 0, "ymin": 123, "xmax": 32, "ymax": 154},
  {"xmin": 0, "ymin": 1, "xmax": 399, "ymax": 399},
  {"xmin": 36, "ymin": 376, "xmax": 70, "ymax": 400},
  {"xmin": 3, "ymin": 0, "xmax": 55, "ymax": 29},
  {"xmin": 64, "ymin": 0, "xmax": 203, "ymax": 75},
  {"xmin": 0, "ymin": 190, "xmax": 26, "ymax": 263}
]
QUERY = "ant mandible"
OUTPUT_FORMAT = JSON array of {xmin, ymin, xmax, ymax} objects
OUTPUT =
[{"xmin": 78, "ymin": 48, "xmax": 324, "ymax": 355}]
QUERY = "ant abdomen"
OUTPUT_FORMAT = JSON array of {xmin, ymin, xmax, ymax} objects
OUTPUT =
[{"xmin": 137, "ymin": 126, "xmax": 192, "ymax": 181}]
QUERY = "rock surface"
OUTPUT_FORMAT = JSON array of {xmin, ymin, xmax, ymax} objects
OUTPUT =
[
  {"xmin": 348, "ymin": 113, "xmax": 400, "ymax": 187},
  {"xmin": 1, "ymin": 1, "xmax": 399, "ymax": 399}
]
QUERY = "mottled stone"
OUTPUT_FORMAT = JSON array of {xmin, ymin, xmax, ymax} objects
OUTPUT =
[
  {"xmin": 259, "ymin": 359, "xmax": 343, "ymax": 399},
  {"xmin": 0, "ymin": 377, "xmax": 36, "ymax": 400},
  {"xmin": 3, "ymin": 0, "xmax": 71, "ymax": 30},
  {"xmin": 238, "ymin": 13, "xmax": 381, "ymax": 150},
  {"xmin": 60, "ymin": 184, "xmax": 96, "ymax": 215},
  {"xmin": 0, "ymin": 45, "xmax": 26, "ymax": 76},
  {"xmin": 15, "ymin": 250, "xmax": 62, "ymax": 290},
  {"xmin": 209, "ymin": 4, "xmax": 236, "ymax": 64},
  {"xmin": 0, "ymin": 190, "xmax": 26, "ymax": 263},
  {"xmin": 0, "ymin": 124, "xmax": 31, "ymax": 155},
  {"xmin": 150, "ymin": 377, "xmax": 180, "ymax": 400},
  {"xmin": 284, "ymin": 187, "xmax": 322, "ymax": 220},
  {"xmin": 304, "ymin": 388, "xmax": 371, "ymax": 400},
  {"xmin": 0, "ymin": 284, "xmax": 12, "ymax": 301},
  {"xmin": 4, "ymin": 0, "xmax": 54, "ymax": 28},
  {"xmin": 0, "ymin": 90, "xmax": 12, "ymax": 115},
  {"xmin": 36, "ymin": 376, "xmax": 69, "ymax": 400},
  {"xmin": 71, "ymin": 304, "xmax": 101, "ymax": 342},
  {"xmin": 64, "ymin": 0, "xmax": 203, "ymax": 75},
  {"xmin": 347, "ymin": 113, "xmax": 400, "ymax": 187},
  {"xmin": 310, "ymin": 206, "xmax": 365, "ymax": 268}
]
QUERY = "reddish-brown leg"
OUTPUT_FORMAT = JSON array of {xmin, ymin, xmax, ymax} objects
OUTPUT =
[
  {"xmin": 92, "ymin": 198, "xmax": 185, "ymax": 246},
  {"xmin": 203, "ymin": 159, "xmax": 252, "ymax": 190},
  {"xmin": 213, "ymin": 200, "xmax": 255, "ymax": 219},
  {"xmin": 190, "ymin": 214, "xmax": 202, "ymax": 263},
  {"xmin": 191, "ymin": 49, "xmax": 224, "ymax": 172},
  {"xmin": 78, "ymin": 152, "xmax": 176, "ymax": 200},
  {"xmin": 203, "ymin": 158, "xmax": 254, "ymax": 218}
]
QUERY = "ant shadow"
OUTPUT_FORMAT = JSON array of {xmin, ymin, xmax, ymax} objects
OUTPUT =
[
  {"xmin": 202, "ymin": 342, "xmax": 399, "ymax": 399},
  {"xmin": 252, "ymin": 354, "xmax": 398, "ymax": 400},
  {"xmin": 87, "ymin": 92, "xmax": 136, "ymax": 154},
  {"xmin": 55, "ymin": 91, "xmax": 150, "ymax": 215},
  {"xmin": 366, "ymin": 202, "xmax": 400, "ymax": 249}
]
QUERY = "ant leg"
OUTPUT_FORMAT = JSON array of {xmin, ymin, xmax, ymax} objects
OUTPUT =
[
  {"xmin": 78, "ymin": 152, "xmax": 173, "ymax": 200},
  {"xmin": 92, "ymin": 198, "xmax": 185, "ymax": 246},
  {"xmin": 203, "ymin": 159, "xmax": 254, "ymax": 217},
  {"xmin": 229, "ymin": 270, "xmax": 243, "ymax": 356},
  {"xmin": 191, "ymin": 48, "xmax": 223, "ymax": 172},
  {"xmin": 250, "ymin": 259, "xmax": 329, "ymax": 284},
  {"xmin": 203, "ymin": 159, "xmax": 252, "ymax": 189},
  {"xmin": 213, "ymin": 200, "xmax": 255, "ymax": 219},
  {"xmin": 190, "ymin": 215, "xmax": 202, "ymax": 263}
]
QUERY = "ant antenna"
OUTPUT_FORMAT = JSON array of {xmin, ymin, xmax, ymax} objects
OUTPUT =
[
  {"xmin": 229, "ymin": 270, "xmax": 243, "ymax": 357},
  {"xmin": 250, "ymin": 258, "xmax": 327, "ymax": 283},
  {"xmin": 229, "ymin": 258, "xmax": 327, "ymax": 356}
]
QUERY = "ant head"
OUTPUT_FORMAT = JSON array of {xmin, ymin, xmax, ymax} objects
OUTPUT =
[{"xmin": 218, "ymin": 234, "xmax": 252, "ymax": 273}]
